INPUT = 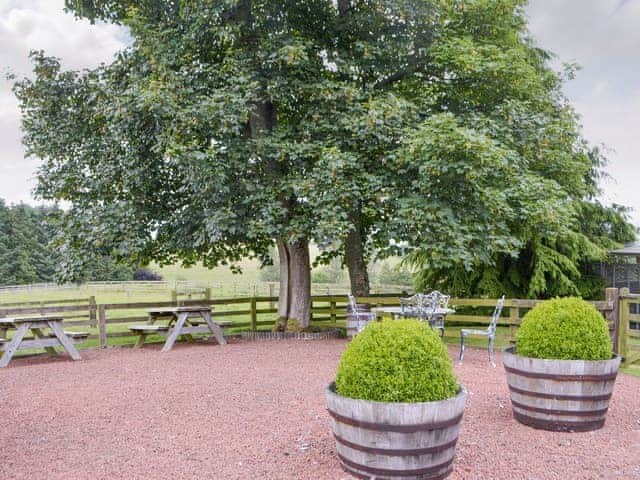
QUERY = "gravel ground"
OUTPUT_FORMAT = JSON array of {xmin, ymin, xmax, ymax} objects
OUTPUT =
[{"xmin": 1, "ymin": 339, "xmax": 639, "ymax": 480}]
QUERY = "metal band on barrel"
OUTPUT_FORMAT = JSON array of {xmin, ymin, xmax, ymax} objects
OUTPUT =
[
  {"xmin": 504, "ymin": 365, "xmax": 618, "ymax": 382},
  {"xmin": 327, "ymin": 409, "xmax": 463, "ymax": 433},
  {"xmin": 338, "ymin": 453, "xmax": 454, "ymax": 478},
  {"xmin": 507, "ymin": 384, "xmax": 613, "ymax": 402},
  {"xmin": 333, "ymin": 433, "xmax": 458, "ymax": 456},
  {"xmin": 510, "ymin": 399, "xmax": 609, "ymax": 417},
  {"xmin": 512, "ymin": 411, "xmax": 606, "ymax": 432}
]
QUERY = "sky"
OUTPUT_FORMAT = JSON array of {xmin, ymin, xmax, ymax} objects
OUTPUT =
[{"xmin": 0, "ymin": 0, "xmax": 639, "ymax": 227}]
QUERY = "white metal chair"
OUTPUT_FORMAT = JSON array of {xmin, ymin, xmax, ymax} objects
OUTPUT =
[
  {"xmin": 459, "ymin": 295, "xmax": 505, "ymax": 366},
  {"xmin": 399, "ymin": 291, "xmax": 450, "ymax": 336},
  {"xmin": 399, "ymin": 294, "xmax": 423, "ymax": 319},
  {"xmin": 347, "ymin": 294, "xmax": 377, "ymax": 334},
  {"xmin": 422, "ymin": 290, "xmax": 451, "ymax": 337}
]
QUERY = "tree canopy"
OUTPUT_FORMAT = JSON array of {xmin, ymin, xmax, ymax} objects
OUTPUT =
[{"xmin": 14, "ymin": 0, "xmax": 635, "ymax": 313}]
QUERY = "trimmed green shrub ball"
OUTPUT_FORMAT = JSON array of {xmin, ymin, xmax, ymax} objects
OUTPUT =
[
  {"xmin": 516, "ymin": 297, "xmax": 612, "ymax": 360},
  {"xmin": 335, "ymin": 319, "xmax": 458, "ymax": 403}
]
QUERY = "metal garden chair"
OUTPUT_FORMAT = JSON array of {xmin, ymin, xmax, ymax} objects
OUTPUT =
[
  {"xmin": 347, "ymin": 294, "xmax": 377, "ymax": 334},
  {"xmin": 399, "ymin": 291, "xmax": 450, "ymax": 336},
  {"xmin": 422, "ymin": 291, "xmax": 451, "ymax": 337},
  {"xmin": 399, "ymin": 294, "xmax": 423, "ymax": 319},
  {"xmin": 459, "ymin": 295, "xmax": 505, "ymax": 366}
]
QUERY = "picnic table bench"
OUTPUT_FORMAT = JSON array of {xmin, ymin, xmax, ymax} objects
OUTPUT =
[
  {"xmin": 129, "ymin": 306, "xmax": 228, "ymax": 352},
  {"xmin": 0, "ymin": 316, "xmax": 88, "ymax": 367}
]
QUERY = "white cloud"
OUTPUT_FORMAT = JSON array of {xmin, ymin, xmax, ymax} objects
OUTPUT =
[
  {"xmin": 574, "ymin": 85, "xmax": 640, "ymax": 211},
  {"xmin": 0, "ymin": 0, "xmax": 126, "ymax": 205},
  {"xmin": 526, "ymin": 0, "xmax": 640, "ymax": 66},
  {"xmin": 527, "ymin": 0, "xmax": 640, "ymax": 227}
]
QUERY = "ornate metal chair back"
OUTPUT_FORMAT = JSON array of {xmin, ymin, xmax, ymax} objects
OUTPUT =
[
  {"xmin": 348, "ymin": 293, "xmax": 359, "ymax": 320},
  {"xmin": 400, "ymin": 294, "xmax": 420, "ymax": 317},
  {"xmin": 488, "ymin": 295, "xmax": 506, "ymax": 334},
  {"xmin": 422, "ymin": 291, "xmax": 450, "ymax": 315},
  {"xmin": 400, "ymin": 291, "xmax": 450, "ymax": 321},
  {"xmin": 348, "ymin": 293, "xmax": 375, "ymax": 333}
]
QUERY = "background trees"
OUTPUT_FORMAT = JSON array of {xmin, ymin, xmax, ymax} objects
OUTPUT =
[
  {"xmin": 0, "ymin": 200, "xmax": 135, "ymax": 284},
  {"xmin": 0, "ymin": 201, "xmax": 57, "ymax": 285}
]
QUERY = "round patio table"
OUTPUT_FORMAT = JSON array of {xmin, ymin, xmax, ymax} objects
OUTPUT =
[
  {"xmin": 372, "ymin": 306, "xmax": 455, "ymax": 337},
  {"xmin": 372, "ymin": 306, "xmax": 455, "ymax": 318}
]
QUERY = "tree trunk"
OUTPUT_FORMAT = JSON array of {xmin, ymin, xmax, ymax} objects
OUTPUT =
[
  {"xmin": 275, "ymin": 238, "xmax": 311, "ymax": 331},
  {"xmin": 238, "ymin": 0, "xmax": 312, "ymax": 331},
  {"xmin": 345, "ymin": 215, "xmax": 370, "ymax": 297},
  {"xmin": 337, "ymin": 2, "xmax": 369, "ymax": 297},
  {"xmin": 288, "ymin": 239, "xmax": 311, "ymax": 328},
  {"xmin": 275, "ymin": 240, "xmax": 290, "ymax": 331}
]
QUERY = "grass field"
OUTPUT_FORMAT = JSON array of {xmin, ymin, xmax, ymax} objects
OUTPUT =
[{"xmin": 0, "ymin": 252, "xmax": 411, "ymax": 304}]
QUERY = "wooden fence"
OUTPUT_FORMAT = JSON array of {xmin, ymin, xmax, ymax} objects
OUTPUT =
[
  {"xmin": 618, "ymin": 288, "xmax": 640, "ymax": 365},
  {"xmin": 354, "ymin": 291, "xmax": 618, "ymax": 347},
  {"xmin": 1, "ymin": 290, "xmax": 629, "ymax": 356},
  {"xmin": 0, "ymin": 297, "xmax": 97, "ymax": 327}
]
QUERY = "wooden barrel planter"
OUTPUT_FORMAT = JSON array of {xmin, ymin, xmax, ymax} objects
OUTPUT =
[
  {"xmin": 325, "ymin": 382, "xmax": 467, "ymax": 480},
  {"xmin": 346, "ymin": 303, "xmax": 373, "ymax": 339},
  {"xmin": 503, "ymin": 347, "xmax": 621, "ymax": 432}
]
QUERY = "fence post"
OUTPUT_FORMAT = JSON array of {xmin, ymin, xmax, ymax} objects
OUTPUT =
[
  {"xmin": 89, "ymin": 295, "xmax": 97, "ymax": 327},
  {"xmin": 171, "ymin": 289, "xmax": 178, "ymax": 305},
  {"xmin": 205, "ymin": 287, "xmax": 212, "ymax": 302},
  {"xmin": 618, "ymin": 288, "xmax": 629, "ymax": 360},
  {"xmin": 268, "ymin": 283, "xmax": 275, "ymax": 309},
  {"xmin": 98, "ymin": 304, "xmax": 107, "ymax": 348},
  {"xmin": 250, "ymin": 297, "xmax": 257, "ymax": 331},
  {"xmin": 605, "ymin": 288, "xmax": 620, "ymax": 353},
  {"xmin": 509, "ymin": 301, "xmax": 519, "ymax": 341},
  {"xmin": 330, "ymin": 300, "xmax": 337, "ymax": 323}
]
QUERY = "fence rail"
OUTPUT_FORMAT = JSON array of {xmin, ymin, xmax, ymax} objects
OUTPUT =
[{"xmin": 0, "ymin": 297, "xmax": 89, "ymax": 308}]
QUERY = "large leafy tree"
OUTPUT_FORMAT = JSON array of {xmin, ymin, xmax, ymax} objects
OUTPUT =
[
  {"xmin": 17, "ymin": 1, "xmax": 364, "ymax": 328},
  {"xmin": 393, "ymin": 1, "xmax": 637, "ymax": 299},
  {"xmin": 15, "ymin": 0, "xmax": 634, "ymax": 324},
  {"xmin": 326, "ymin": 0, "xmax": 636, "ymax": 299}
]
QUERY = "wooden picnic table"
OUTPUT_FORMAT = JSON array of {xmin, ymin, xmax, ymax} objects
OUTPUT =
[
  {"xmin": 0, "ymin": 316, "xmax": 86, "ymax": 367},
  {"xmin": 130, "ymin": 306, "xmax": 227, "ymax": 352}
]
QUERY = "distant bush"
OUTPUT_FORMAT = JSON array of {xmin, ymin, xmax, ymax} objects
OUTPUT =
[
  {"xmin": 312, "ymin": 268, "xmax": 344, "ymax": 284},
  {"xmin": 260, "ymin": 263, "xmax": 280, "ymax": 282},
  {"xmin": 336, "ymin": 319, "xmax": 458, "ymax": 402},
  {"xmin": 133, "ymin": 268, "xmax": 163, "ymax": 281},
  {"xmin": 311, "ymin": 270, "xmax": 331, "ymax": 283},
  {"xmin": 376, "ymin": 262, "xmax": 413, "ymax": 286},
  {"xmin": 516, "ymin": 297, "xmax": 612, "ymax": 360},
  {"xmin": 312, "ymin": 258, "xmax": 344, "ymax": 284},
  {"xmin": 259, "ymin": 248, "xmax": 280, "ymax": 282}
]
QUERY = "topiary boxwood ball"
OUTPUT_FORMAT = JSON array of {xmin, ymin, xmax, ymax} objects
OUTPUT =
[
  {"xmin": 335, "ymin": 319, "xmax": 458, "ymax": 403},
  {"xmin": 516, "ymin": 297, "xmax": 612, "ymax": 361}
]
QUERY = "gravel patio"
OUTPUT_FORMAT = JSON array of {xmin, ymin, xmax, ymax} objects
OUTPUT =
[{"xmin": 1, "ymin": 339, "xmax": 639, "ymax": 480}]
